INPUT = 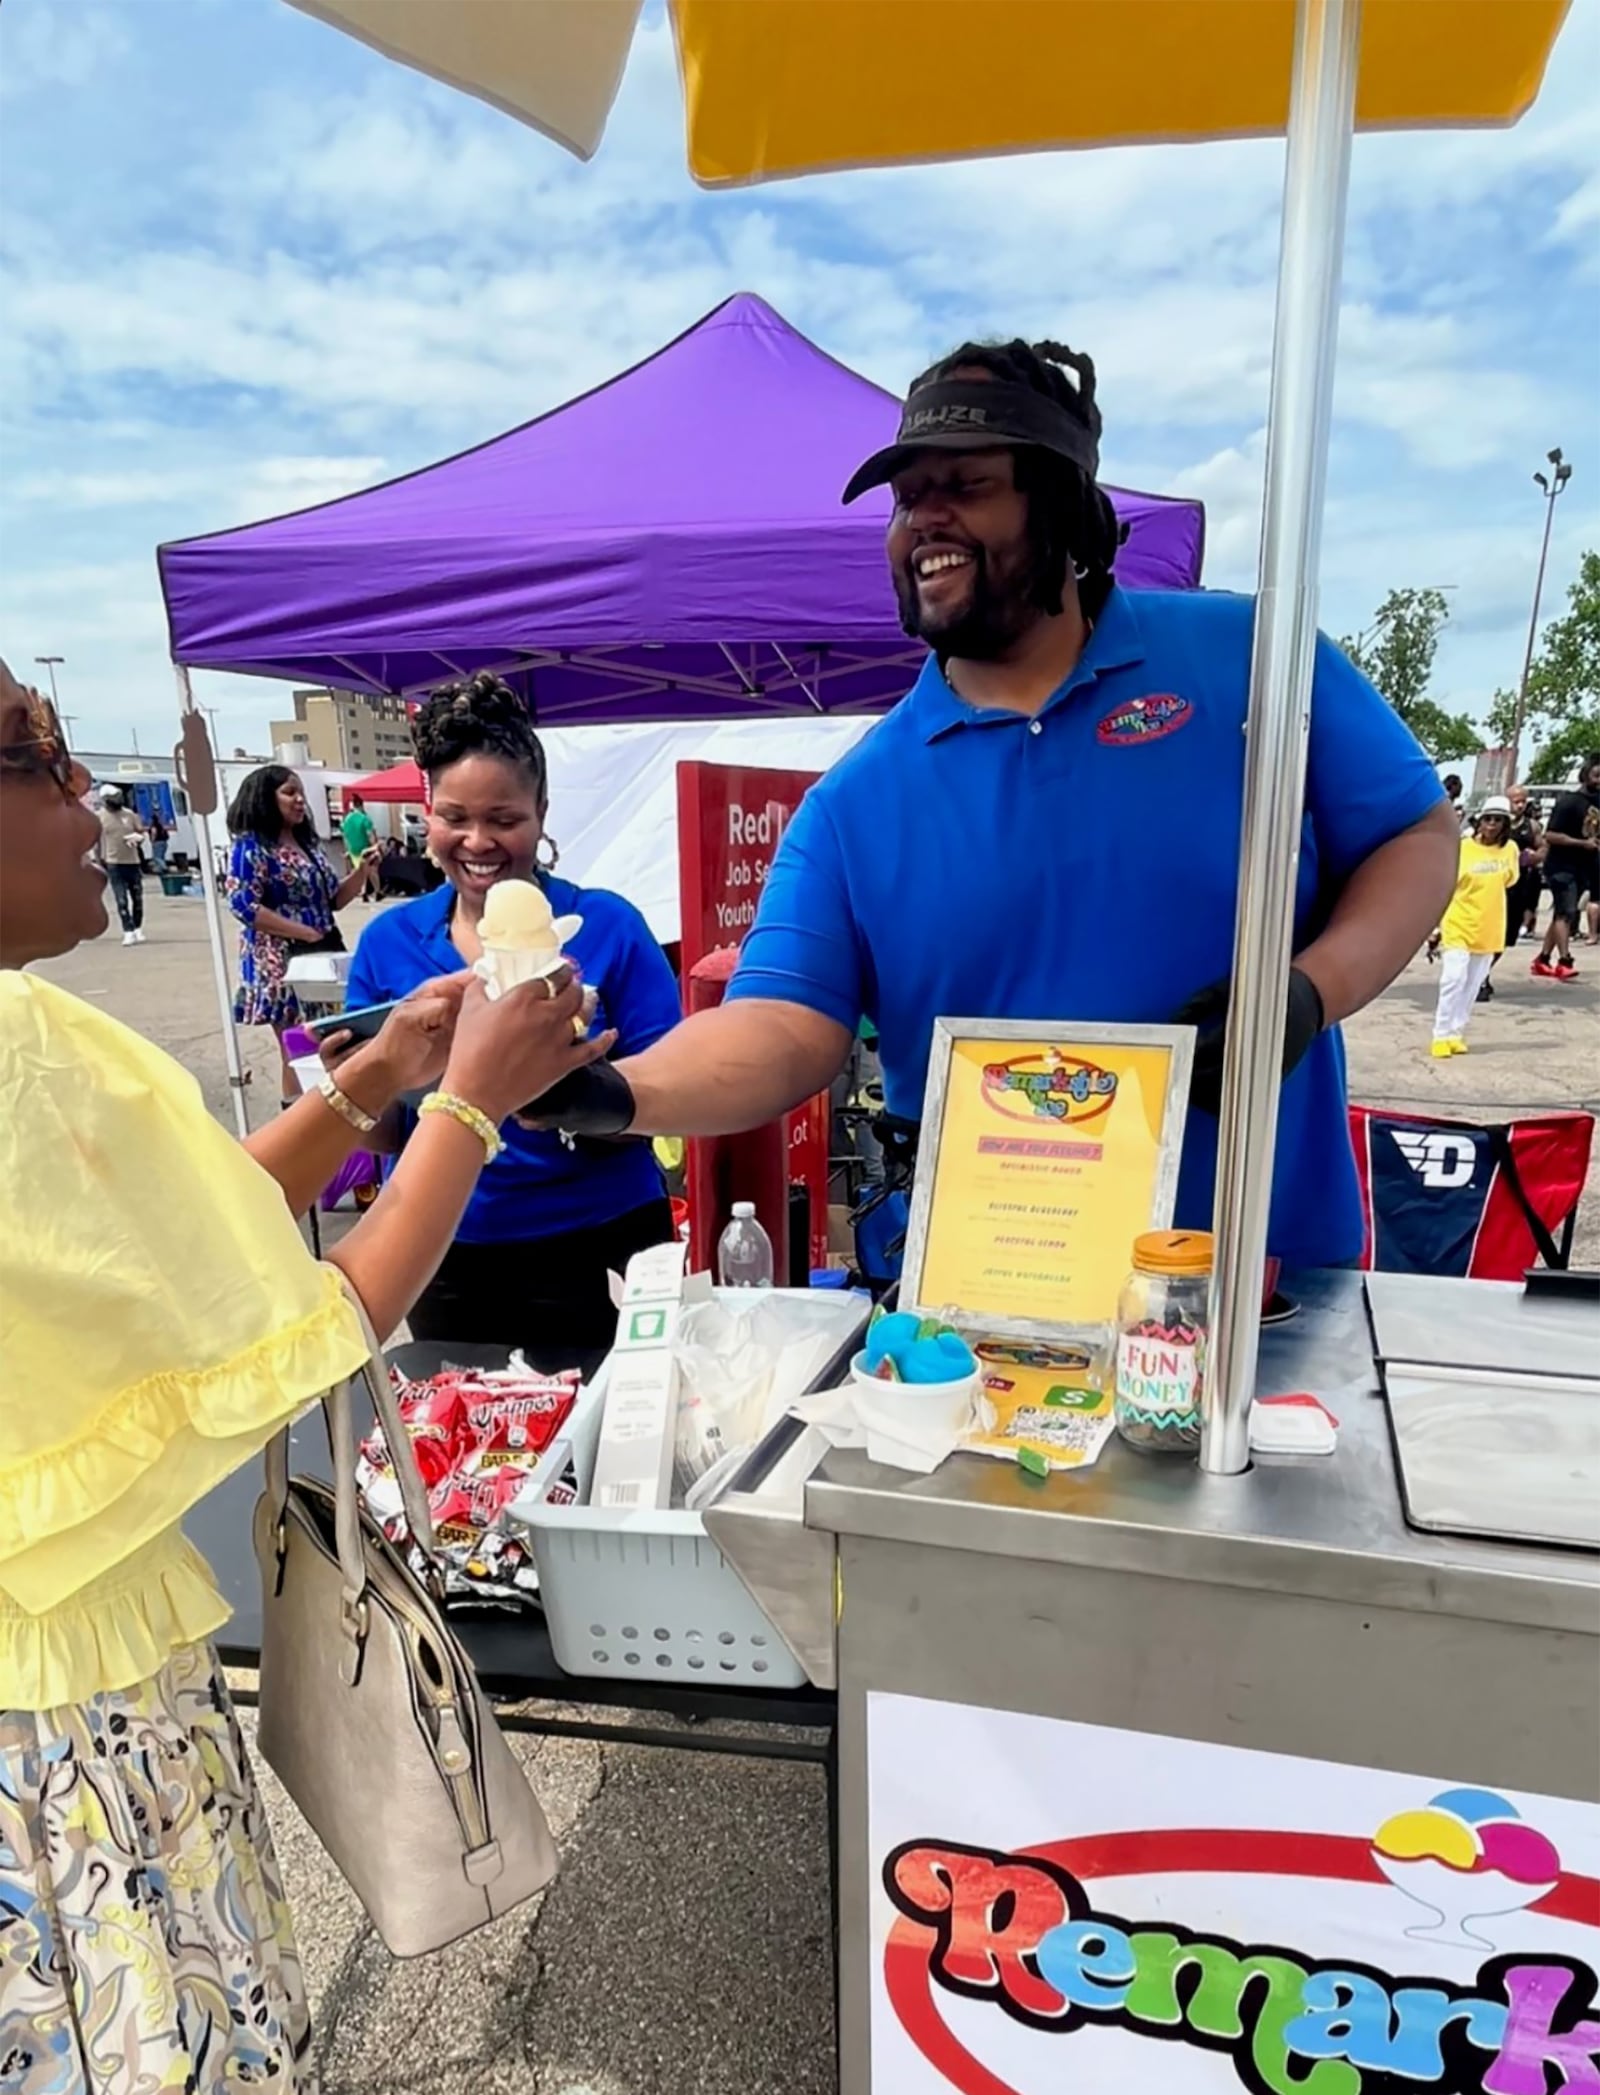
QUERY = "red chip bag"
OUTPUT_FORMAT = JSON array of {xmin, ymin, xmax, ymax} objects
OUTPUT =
[
  {"xmin": 405, "ymin": 1430, "xmax": 460, "ymax": 1491},
  {"xmin": 467, "ymin": 1387, "xmax": 577, "ymax": 1467},
  {"xmin": 399, "ymin": 1377, "xmax": 469, "ymax": 1440},
  {"xmin": 364, "ymin": 1373, "xmax": 477, "ymax": 1491},
  {"xmin": 427, "ymin": 1464, "xmax": 532, "ymax": 1546}
]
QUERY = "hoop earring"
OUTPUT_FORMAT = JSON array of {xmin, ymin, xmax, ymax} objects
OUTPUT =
[
  {"xmin": 536, "ymin": 834, "xmax": 560, "ymax": 871},
  {"xmin": 1072, "ymin": 559, "xmax": 1090, "ymax": 581}
]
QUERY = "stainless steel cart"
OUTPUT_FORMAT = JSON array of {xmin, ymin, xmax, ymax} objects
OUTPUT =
[{"xmin": 711, "ymin": 1267, "xmax": 1599, "ymax": 2094}]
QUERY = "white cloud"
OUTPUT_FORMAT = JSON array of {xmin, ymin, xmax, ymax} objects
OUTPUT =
[
  {"xmin": 0, "ymin": 3, "xmax": 128, "ymax": 98},
  {"xmin": 13, "ymin": 455, "xmax": 387, "ymax": 513}
]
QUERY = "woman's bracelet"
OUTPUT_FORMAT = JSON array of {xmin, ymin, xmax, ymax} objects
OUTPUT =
[
  {"xmin": 315, "ymin": 1069, "xmax": 379, "ymax": 1136},
  {"xmin": 419, "ymin": 1090, "xmax": 506, "ymax": 1163}
]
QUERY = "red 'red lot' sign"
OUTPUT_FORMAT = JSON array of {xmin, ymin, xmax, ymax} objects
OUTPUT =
[
  {"xmin": 675, "ymin": 760, "xmax": 820, "ymax": 983},
  {"xmin": 676, "ymin": 761, "xmax": 832, "ymax": 1273}
]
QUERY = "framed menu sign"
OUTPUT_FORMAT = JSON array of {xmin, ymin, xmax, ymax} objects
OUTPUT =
[{"xmin": 900, "ymin": 1020, "xmax": 1193, "ymax": 1339}]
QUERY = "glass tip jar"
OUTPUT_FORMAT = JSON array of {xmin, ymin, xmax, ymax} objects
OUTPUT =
[{"xmin": 1113, "ymin": 1229, "xmax": 1214, "ymax": 1455}]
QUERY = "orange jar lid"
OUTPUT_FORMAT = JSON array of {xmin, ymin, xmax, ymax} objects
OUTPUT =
[{"xmin": 1131, "ymin": 1229, "xmax": 1214, "ymax": 1276}]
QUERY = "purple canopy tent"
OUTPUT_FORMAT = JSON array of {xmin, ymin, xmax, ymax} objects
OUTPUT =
[
  {"xmin": 158, "ymin": 293, "xmax": 1203, "ymax": 725},
  {"xmin": 162, "ymin": 293, "xmax": 1203, "ymax": 1139}
]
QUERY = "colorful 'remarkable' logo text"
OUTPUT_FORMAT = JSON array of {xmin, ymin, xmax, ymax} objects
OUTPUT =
[
  {"xmin": 981, "ymin": 1054, "xmax": 1118, "ymax": 1128},
  {"xmin": 1096, "ymin": 691, "xmax": 1193, "ymax": 744},
  {"xmin": 884, "ymin": 1808, "xmax": 1599, "ymax": 2095}
]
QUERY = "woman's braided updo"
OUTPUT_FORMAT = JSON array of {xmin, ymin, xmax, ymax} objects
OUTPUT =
[{"xmin": 411, "ymin": 673, "xmax": 548, "ymax": 802}]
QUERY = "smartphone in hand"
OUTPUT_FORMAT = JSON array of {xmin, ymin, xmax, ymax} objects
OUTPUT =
[{"xmin": 303, "ymin": 999, "xmax": 399, "ymax": 1049}]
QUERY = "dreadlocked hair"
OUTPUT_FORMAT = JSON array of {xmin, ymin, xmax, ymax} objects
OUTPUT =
[
  {"xmin": 412, "ymin": 672, "xmax": 548, "ymax": 801},
  {"xmin": 910, "ymin": 338, "xmax": 1126, "ymax": 618}
]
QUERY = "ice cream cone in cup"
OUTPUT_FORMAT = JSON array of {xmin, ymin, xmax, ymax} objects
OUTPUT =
[{"xmin": 475, "ymin": 878, "xmax": 584, "ymax": 1002}]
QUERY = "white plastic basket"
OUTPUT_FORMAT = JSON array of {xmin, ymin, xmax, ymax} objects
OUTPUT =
[
  {"xmin": 284, "ymin": 951, "xmax": 351, "ymax": 1009},
  {"xmin": 519, "ymin": 1289, "xmax": 865, "ymax": 1688}
]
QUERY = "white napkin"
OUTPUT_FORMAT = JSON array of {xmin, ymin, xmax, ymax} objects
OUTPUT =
[{"xmin": 789, "ymin": 1379, "xmax": 972, "ymax": 1475}]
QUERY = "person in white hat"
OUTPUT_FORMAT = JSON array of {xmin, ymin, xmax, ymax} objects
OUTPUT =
[
  {"xmin": 96, "ymin": 784, "xmax": 149, "ymax": 945},
  {"xmin": 1429, "ymin": 796, "xmax": 1520, "ymax": 1057}
]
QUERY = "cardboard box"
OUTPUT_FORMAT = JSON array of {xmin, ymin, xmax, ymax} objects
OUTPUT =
[
  {"xmin": 614, "ymin": 1300, "xmax": 677, "ymax": 1351},
  {"xmin": 617, "ymin": 1239, "xmax": 688, "ymax": 1306},
  {"xmin": 590, "ymin": 1243, "xmax": 689, "ymax": 1510},
  {"xmin": 590, "ymin": 1351, "xmax": 678, "ymax": 1510}
]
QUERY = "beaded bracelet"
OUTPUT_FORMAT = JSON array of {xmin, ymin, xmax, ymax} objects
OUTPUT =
[{"xmin": 419, "ymin": 1090, "xmax": 506, "ymax": 1163}]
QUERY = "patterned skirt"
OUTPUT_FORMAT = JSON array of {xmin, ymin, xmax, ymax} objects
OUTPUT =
[
  {"xmin": 0, "ymin": 1641, "xmax": 314, "ymax": 2093},
  {"xmin": 233, "ymin": 930, "xmax": 302, "ymax": 1030}
]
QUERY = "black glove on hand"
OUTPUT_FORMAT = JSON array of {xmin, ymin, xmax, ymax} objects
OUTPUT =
[
  {"xmin": 517, "ymin": 1059, "xmax": 637, "ymax": 1137},
  {"xmin": 1175, "ymin": 965, "xmax": 1325, "ymax": 1116}
]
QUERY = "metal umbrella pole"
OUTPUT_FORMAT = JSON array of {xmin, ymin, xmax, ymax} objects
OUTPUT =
[
  {"xmin": 173, "ymin": 665, "xmax": 252, "ymax": 1139},
  {"xmin": 1200, "ymin": 0, "xmax": 1362, "ymax": 1474}
]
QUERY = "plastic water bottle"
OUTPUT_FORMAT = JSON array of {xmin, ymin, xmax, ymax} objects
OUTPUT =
[{"xmin": 718, "ymin": 1202, "xmax": 774, "ymax": 1288}]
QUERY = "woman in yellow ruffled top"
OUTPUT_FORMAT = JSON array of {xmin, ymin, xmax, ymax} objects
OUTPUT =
[{"xmin": 0, "ymin": 660, "xmax": 610, "ymax": 2093}]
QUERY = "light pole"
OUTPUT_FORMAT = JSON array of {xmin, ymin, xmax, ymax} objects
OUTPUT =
[
  {"xmin": 34, "ymin": 655, "xmax": 64, "ymax": 708},
  {"xmin": 1510, "ymin": 447, "xmax": 1572, "ymax": 781}
]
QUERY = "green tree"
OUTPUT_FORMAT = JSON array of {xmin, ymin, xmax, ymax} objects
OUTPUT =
[
  {"xmin": 1338, "ymin": 587, "xmax": 1479, "ymax": 761},
  {"xmin": 1486, "ymin": 550, "xmax": 1600, "ymax": 782}
]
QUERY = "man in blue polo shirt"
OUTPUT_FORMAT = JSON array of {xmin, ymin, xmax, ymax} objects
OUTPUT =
[{"xmin": 538, "ymin": 337, "xmax": 1458, "ymax": 1267}]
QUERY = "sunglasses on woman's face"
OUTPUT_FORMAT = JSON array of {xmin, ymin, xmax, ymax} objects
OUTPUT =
[{"xmin": 0, "ymin": 696, "xmax": 91, "ymax": 798}]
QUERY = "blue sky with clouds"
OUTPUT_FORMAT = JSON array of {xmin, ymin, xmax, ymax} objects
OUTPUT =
[{"xmin": 3, "ymin": 0, "xmax": 1597, "ymax": 755}]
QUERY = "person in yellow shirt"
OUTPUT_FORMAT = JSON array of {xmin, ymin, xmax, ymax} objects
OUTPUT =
[
  {"xmin": 1429, "ymin": 797, "xmax": 1520, "ymax": 1057},
  {"xmin": 0, "ymin": 661, "xmax": 611, "ymax": 2093}
]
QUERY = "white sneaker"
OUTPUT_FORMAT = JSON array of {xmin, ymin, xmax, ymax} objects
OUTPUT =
[
  {"xmin": 122, "ymin": 932, "xmax": 136, "ymax": 946},
  {"xmin": 133, "ymin": 929, "xmax": 147, "ymax": 944}
]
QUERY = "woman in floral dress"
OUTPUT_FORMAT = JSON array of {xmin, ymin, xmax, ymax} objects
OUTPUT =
[{"xmin": 227, "ymin": 764, "xmax": 373, "ymax": 1096}]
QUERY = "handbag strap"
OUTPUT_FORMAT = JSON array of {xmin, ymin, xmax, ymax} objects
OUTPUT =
[{"xmin": 263, "ymin": 1273, "xmax": 442, "ymax": 1600}]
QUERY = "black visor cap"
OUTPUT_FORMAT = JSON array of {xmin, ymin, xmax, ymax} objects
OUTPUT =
[{"xmin": 842, "ymin": 378, "xmax": 1100, "ymax": 504}]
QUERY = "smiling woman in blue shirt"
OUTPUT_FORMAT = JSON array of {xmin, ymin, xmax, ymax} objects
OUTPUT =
[
  {"xmin": 524, "ymin": 337, "xmax": 1459, "ymax": 1274},
  {"xmin": 345, "ymin": 675, "xmax": 681, "ymax": 1363}
]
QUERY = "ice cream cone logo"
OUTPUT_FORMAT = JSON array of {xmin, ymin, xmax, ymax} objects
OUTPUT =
[{"xmin": 1371, "ymin": 1787, "xmax": 1561, "ymax": 1948}]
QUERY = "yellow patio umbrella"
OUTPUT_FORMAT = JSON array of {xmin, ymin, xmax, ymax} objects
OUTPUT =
[
  {"xmin": 272, "ymin": 0, "xmax": 1571, "ymax": 1473},
  {"xmin": 285, "ymin": 0, "xmax": 1567, "ymax": 178}
]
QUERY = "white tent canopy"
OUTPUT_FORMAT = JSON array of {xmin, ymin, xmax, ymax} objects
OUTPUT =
[{"xmin": 543, "ymin": 719, "xmax": 870, "ymax": 946}]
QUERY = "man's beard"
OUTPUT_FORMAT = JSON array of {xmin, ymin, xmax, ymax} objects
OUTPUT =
[{"xmin": 893, "ymin": 541, "xmax": 1045, "ymax": 661}]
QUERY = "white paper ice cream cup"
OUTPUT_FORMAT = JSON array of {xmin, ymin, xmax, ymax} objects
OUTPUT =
[{"xmin": 478, "ymin": 943, "xmax": 566, "ymax": 1000}]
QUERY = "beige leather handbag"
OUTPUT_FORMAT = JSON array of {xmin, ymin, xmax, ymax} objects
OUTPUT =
[{"xmin": 252, "ymin": 1290, "xmax": 557, "ymax": 1957}]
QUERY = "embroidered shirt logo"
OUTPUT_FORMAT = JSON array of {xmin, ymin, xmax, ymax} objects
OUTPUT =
[{"xmin": 1096, "ymin": 693, "xmax": 1192, "ymax": 745}]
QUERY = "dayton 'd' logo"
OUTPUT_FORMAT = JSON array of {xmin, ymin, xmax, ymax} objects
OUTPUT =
[
  {"xmin": 981, "ymin": 1053, "xmax": 1118, "ymax": 1128},
  {"xmin": 1391, "ymin": 1129, "xmax": 1480, "ymax": 1190}
]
